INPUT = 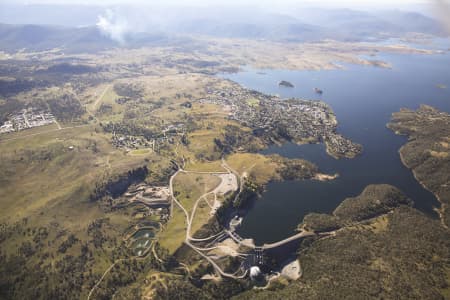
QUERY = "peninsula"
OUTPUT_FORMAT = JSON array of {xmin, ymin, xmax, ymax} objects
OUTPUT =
[{"xmin": 388, "ymin": 105, "xmax": 450, "ymax": 228}]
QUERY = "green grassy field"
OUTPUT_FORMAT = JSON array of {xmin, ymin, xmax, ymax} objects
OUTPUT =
[
  {"xmin": 173, "ymin": 173, "xmax": 221, "ymax": 214},
  {"xmin": 158, "ymin": 205, "xmax": 188, "ymax": 253},
  {"xmin": 190, "ymin": 196, "xmax": 214, "ymax": 235},
  {"xmin": 158, "ymin": 172, "xmax": 221, "ymax": 254},
  {"xmin": 226, "ymin": 153, "xmax": 279, "ymax": 184}
]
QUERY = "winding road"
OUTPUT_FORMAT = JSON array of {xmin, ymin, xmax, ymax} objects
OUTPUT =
[
  {"xmin": 167, "ymin": 153, "xmax": 319, "ymax": 280},
  {"xmin": 167, "ymin": 154, "xmax": 250, "ymax": 279}
]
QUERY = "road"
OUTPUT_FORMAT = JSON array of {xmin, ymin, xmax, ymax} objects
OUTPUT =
[
  {"xmin": 262, "ymin": 231, "xmax": 316, "ymax": 250},
  {"xmin": 87, "ymin": 240, "xmax": 155, "ymax": 300},
  {"xmin": 92, "ymin": 85, "xmax": 110, "ymax": 111},
  {"xmin": 188, "ymin": 230, "xmax": 226, "ymax": 242},
  {"xmin": 187, "ymin": 193, "xmax": 212, "ymax": 240},
  {"xmin": 167, "ymin": 152, "xmax": 248, "ymax": 279},
  {"xmin": 221, "ymin": 158, "xmax": 244, "ymax": 203},
  {"xmin": 87, "ymin": 258, "xmax": 126, "ymax": 300},
  {"xmin": 167, "ymin": 154, "xmax": 319, "ymax": 279},
  {"xmin": 0, "ymin": 124, "xmax": 92, "ymax": 143},
  {"xmin": 225, "ymin": 230, "xmax": 255, "ymax": 249},
  {"xmin": 185, "ymin": 240, "xmax": 248, "ymax": 279},
  {"xmin": 55, "ymin": 120, "xmax": 62, "ymax": 129}
]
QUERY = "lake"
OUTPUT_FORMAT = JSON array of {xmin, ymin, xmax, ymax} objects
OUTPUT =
[{"xmin": 222, "ymin": 49, "xmax": 450, "ymax": 245}]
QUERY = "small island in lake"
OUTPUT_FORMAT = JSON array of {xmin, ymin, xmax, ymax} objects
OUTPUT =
[{"xmin": 279, "ymin": 80, "xmax": 294, "ymax": 88}]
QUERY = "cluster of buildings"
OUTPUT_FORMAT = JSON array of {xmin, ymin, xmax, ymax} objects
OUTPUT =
[
  {"xmin": 111, "ymin": 134, "xmax": 155, "ymax": 150},
  {"xmin": 125, "ymin": 184, "xmax": 171, "ymax": 208},
  {"xmin": 0, "ymin": 108, "xmax": 56, "ymax": 134},
  {"xmin": 118, "ymin": 183, "xmax": 172, "ymax": 222},
  {"xmin": 110, "ymin": 123, "xmax": 185, "ymax": 152},
  {"xmin": 200, "ymin": 85, "xmax": 362, "ymax": 158}
]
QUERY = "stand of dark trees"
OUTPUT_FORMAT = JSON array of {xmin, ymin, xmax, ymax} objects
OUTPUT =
[
  {"xmin": 0, "ymin": 99, "xmax": 23, "ymax": 124},
  {"xmin": 216, "ymin": 180, "xmax": 260, "ymax": 226},
  {"xmin": 0, "ymin": 78, "xmax": 46, "ymax": 97},
  {"xmin": 113, "ymin": 83, "xmax": 144, "ymax": 99},
  {"xmin": 214, "ymin": 125, "xmax": 260, "ymax": 154},
  {"xmin": 48, "ymin": 94, "xmax": 85, "ymax": 122},
  {"xmin": 90, "ymin": 166, "xmax": 149, "ymax": 201}
]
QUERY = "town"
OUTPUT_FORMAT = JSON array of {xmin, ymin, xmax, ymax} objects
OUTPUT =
[
  {"xmin": 200, "ymin": 84, "xmax": 362, "ymax": 158},
  {"xmin": 0, "ymin": 108, "xmax": 56, "ymax": 134},
  {"xmin": 105, "ymin": 123, "xmax": 186, "ymax": 153}
]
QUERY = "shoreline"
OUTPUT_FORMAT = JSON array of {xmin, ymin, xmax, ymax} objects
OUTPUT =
[{"xmin": 398, "ymin": 146, "xmax": 447, "ymax": 228}]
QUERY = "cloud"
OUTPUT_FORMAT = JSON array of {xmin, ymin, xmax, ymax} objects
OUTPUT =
[
  {"xmin": 96, "ymin": 9, "xmax": 130, "ymax": 44},
  {"xmin": 432, "ymin": 0, "xmax": 450, "ymax": 33}
]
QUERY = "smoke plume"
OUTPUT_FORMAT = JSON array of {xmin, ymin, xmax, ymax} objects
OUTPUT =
[{"xmin": 96, "ymin": 9, "xmax": 130, "ymax": 44}]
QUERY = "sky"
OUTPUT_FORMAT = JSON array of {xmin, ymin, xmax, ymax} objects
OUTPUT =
[
  {"xmin": 1, "ymin": 0, "xmax": 448, "ymax": 36},
  {"xmin": 0, "ymin": 0, "xmax": 430, "ymax": 8}
]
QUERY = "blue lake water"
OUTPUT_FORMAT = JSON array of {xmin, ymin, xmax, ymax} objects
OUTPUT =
[{"xmin": 221, "ymin": 49, "xmax": 450, "ymax": 244}]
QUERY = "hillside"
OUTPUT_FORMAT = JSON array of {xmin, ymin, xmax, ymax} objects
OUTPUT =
[{"xmin": 388, "ymin": 105, "xmax": 450, "ymax": 227}]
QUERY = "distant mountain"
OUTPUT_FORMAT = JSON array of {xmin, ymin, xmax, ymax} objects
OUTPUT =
[
  {"xmin": 173, "ymin": 17, "xmax": 325, "ymax": 41},
  {"xmin": 0, "ymin": 24, "xmax": 116, "ymax": 53},
  {"xmin": 291, "ymin": 8, "xmax": 447, "ymax": 39},
  {"xmin": 0, "ymin": 23, "xmax": 174, "ymax": 53},
  {"xmin": 377, "ymin": 11, "xmax": 445, "ymax": 35},
  {"xmin": 0, "ymin": 5, "xmax": 447, "ymax": 53},
  {"xmin": 155, "ymin": 7, "xmax": 446, "ymax": 42}
]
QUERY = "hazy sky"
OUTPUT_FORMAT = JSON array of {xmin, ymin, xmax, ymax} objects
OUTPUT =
[
  {"xmin": 2, "ymin": 0, "xmax": 429, "ymax": 7},
  {"xmin": 2, "ymin": 0, "xmax": 448, "ymax": 34}
]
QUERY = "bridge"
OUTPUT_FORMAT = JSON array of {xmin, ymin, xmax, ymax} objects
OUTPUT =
[
  {"xmin": 225, "ymin": 230, "xmax": 315, "ymax": 251},
  {"xmin": 262, "ymin": 231, "xmax": 316, "ymax": 250}
]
